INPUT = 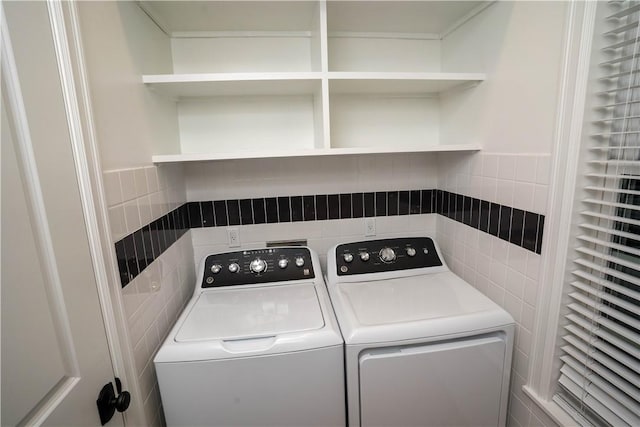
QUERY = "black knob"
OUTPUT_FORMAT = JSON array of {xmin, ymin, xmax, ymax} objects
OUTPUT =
[{"xmin": 114, "ymin": 390, "xmax": 131, "ymax": 412}]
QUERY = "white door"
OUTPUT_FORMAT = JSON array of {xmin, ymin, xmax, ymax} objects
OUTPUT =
[{"xmin": 1, "ymin": 1, "xmax": 125, "ymax": 426}]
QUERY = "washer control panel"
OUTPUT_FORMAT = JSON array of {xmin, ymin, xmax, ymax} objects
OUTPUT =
[
  {"xmin": 335, "ymin": 237, "xmax": 442, "ymax": 276},
  {"xmin": 201, "ymin": 247, "xmax": 314, "ymax": 288}
]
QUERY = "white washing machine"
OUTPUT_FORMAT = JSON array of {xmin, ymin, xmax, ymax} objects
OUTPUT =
[
  {"xmin": 327, "ymin": 237, "xmax": 515, "ymax": 427},
  {"xmin": 154, "ymin": 246, "xmax": 345, "ymax": 427}
]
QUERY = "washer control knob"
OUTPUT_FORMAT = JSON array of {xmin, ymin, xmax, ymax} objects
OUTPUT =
[
  {"xmin": 250, "ymin": 258, "xmax": 267, "ymax": 274},
  {"xmin": 343, "ymin": 253, "xmax": 354, "ymax": 263},
  {"xmin": 406, "ymin": 247, "xmax": 416, "ymax": 257},
  {"xmin": 360, "ymin": 252, "xmax": 370, "ymax": 262},
  {"xmin": 210, "ymin": 264, "xmax": 222, "ymax": 274},
  {"xmin": 295, "ymin": 257, "xmax": 305, "ymax": 267},
  {"xmin": 278, "ymin": 258, "xmax": 288, "ymax": 269},
  {"xmin": 228, "ymin": 263, "xmax": 240, "ymax": 273},
  {"xmin": 379, "ymin": 247, "xmax": 396, "ymax": 263}
]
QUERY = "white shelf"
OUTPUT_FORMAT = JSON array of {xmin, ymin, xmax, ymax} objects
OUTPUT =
[
  {"xmin": 143, "ymin": 72, "xmax": 485, "ymax": 97},
  {"xmin": 152, "ymin": 144, "xmax": 481, "ymax": 163},
  {"xmin": 143, "ymin": 73, "xmax": 323, "ymax": 97},
  {"xmin": 328, "ymin": 72, "xmax": 486, "ymax": 94}
]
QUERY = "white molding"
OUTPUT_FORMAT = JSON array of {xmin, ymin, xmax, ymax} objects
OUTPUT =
[
  {"xmin": 0, "ymin": 5, "xmax": 81, "ymax": 424},
  {"xmin": 526, "ymin": 0, "xmax": 597, "ymax": 401},
  {"xmin": 440, "ymin": 1, "xmax": 496, "ymax": 39},
  {"xmin": 50, "ymin": 2, "xmax": 147, "ymax": 425},
  {"xmin": 328, "ymin": 31, "xmax": 440, "ymax": 40},
  {"xmin": 522, "ymin": 386, "xmax": 580, "ymax": 427},
  {"xmin": 59, "ymin": 2, "xmax": 146, "ymax": 425},
  {"xmin": 172, "ymin": 30, "xmax": 312, "ymax": 39}
]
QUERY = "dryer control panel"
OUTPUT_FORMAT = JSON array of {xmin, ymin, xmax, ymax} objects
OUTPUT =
[
  {"xmin": 201, "ymin": 247, "xmax": 315, "ymax": 288},
  {"xmin": 335, "ymin": 237, "xmax": 442, "ymax": 276}
]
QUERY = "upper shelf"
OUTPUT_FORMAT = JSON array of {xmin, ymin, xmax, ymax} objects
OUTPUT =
[
  {"xmin": 152, "ymin": 144, "xmax": 482, "ymax": 163},
  {"xmin": 143, "ymin": 72, "xmax": 486, "ymax": 98}
]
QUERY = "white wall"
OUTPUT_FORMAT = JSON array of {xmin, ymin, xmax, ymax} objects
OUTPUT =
[
  {"xmin": 78, "ymin": 1, "xmax": 179, "ymax": 168},
  {"xmin": 440, "ymin": 2, "xmax": 567, "ymax": 154}
]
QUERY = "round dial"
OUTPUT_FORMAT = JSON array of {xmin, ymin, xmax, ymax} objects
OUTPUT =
[
  {"xmin": 278, "ymin": 258, "xmax": 288, "ymax": 269},
  {"xmin": 343, "ymin": 253, "xmax": 354, "ymax": 263},
  {"xmin": 360, "ymin": 252, "xmax": 370, "ymax": 262},
  {"xmin": 379, "ymin": 247, "xmax": 396, "ymax": 263},
  {"xmin": 210, "ymin": 264, "xmax": 222, "ymax": 274},
  {"xmin": 406, "ymin": 247, "xmax": 416, "ymax": 257},
  {"xmin": 295, "ymin": 257, "xmax": 305, "ymax": 267},
  {"xmin": 228, "ymin": 263, "xmax": 240, "ymax": 273},
  {"xmin": 250, "ymin": 258, "xmax": 267, "ymax": 274}
]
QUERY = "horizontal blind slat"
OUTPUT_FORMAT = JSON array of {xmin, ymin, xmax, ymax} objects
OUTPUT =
[
  {"xmin": 606, "ymin": 3, "xmax": 640, "ymax": 19},
  {"xmin": 569, "ymin": 292, "xmax": 640, "ymax": 330},
  {"xmin": 561, "ymin": 355, "xmax": 640, "ymax": 416},
  {"xmin": 584, "ymin": 186, "xmax": 640, "ymax": 196},
  {"xmin": 567, "ymin": 304, "xmax": 640, "ymax": 350},
  {"xmin": 577, "ymin": 234, "xmax": 640, "ymax": 257},
  {"xmin": 603, "ymin": 21, "xmax": 639, "ymax": 35},
  {"xmin": 580, "ymin": 211, "xmax": 640, "ymax": 227},
  {"xmin": 565, "ymin": 313, "xmax": 640, "ymax": 357},
  {"xmin": 578, "ymin": 222, "xmax": 640, "ymax": 242},
  {"xmin": 586, "ymin": 173, "xmax": 640, "ymax": 180},
  {"xmin": 570, "ymin": 279, "xmax": 640, "ymax": 312},
  {"xmin": 560, "ymin": 365, "xmax": 639, "ymax": 425},
  {"xmin": 564, "ymin": 324, "xmax": 640, "ymax": 373},
  {"xmin": 573, "ymin": 259, "xmax": 640, "ymax": 292},
  {"xmin": 562, "ymin": 336, "xmax": 640, "ymax": 388},
  {"xmin": 558, "ymin": 371, "xmax": 631, "ymax": 426},
  {"xmin": 575, "ymin": 245, "xmax": 640, "ymax": 273}
]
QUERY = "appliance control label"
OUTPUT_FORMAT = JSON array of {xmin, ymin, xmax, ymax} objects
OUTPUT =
[
  {"xmin": 335, "ymin": 237, "xmax": 442, "ymax": 276},
  {"xmin": 201, "ymin": 247, "xmax": 315, "ymax": 288}
]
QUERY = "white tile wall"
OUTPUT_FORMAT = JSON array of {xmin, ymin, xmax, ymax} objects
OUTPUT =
[
  {"xmin": 103, "ymin": 164, "xmax": 193, "ymax": 427},
  {"xmin": 437, "ymin": 152, "xmax": 553, "ymax": 427},
  {"xmin": 191, "ymin": 215, "xmax": 438, "ymax": 274}
]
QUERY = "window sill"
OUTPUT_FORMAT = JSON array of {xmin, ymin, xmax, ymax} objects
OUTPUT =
[{"xmin": 523, "ymin": 385, "xmax": 580, "ymax": 427}]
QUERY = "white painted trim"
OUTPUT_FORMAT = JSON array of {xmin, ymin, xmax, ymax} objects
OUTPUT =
[
  {"xmin": 440, "ymin": 1, "xmax": 496, "ymax": 40},
  {"xmin": 60, "ymin": 2, "xmax": 147, "ymax": 424},
  {"xmin": 522, "ymin": 386, "xmax": 581, "ymax": 427},
  {"xmin": 0, "ymin": 5, "xmax": 81, "ymax": 423},
  {"xmin": 172, "ymin": 30, "xmax": 312, "ymax": 38},
  {"xmin": 327, "ymin": 31, "xmax": 440, "ymax": 40},
  {"xmin": 526, "ymin": 0, "xmax": 597, "ymax": 403}
]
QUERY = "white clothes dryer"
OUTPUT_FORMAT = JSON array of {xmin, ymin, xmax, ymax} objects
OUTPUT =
[
  {"xmin": 327, "ymin": 237, "xmax": 515, "ymax": 427},
  {"xmin": 155, "ymin": 247, "xmax": 345, "ymax": 427}
]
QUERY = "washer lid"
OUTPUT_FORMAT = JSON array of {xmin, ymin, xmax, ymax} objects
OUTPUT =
[
  {"xmin": 339, "ymin": 272, "xmax": 500, "ymax": 326},
  {"xmin": 175, "ymin": 283, "xmax": 325, "ymax": 342}
]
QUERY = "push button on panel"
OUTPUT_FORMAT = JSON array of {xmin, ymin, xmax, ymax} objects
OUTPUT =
[
  {"xmin": 344, "ymin": 253, "xmax": 354, "ymax": 263},
  {"xmin": 360, "ymin": 252, "xmax": 370, "ymax": 262},
  {"xmin": 228, "ymin": 263, "xmax": 240, "ymax": 273},
  {"xmin": 406, "ymin": 247, "xmax": 416, "ymax": 257}
]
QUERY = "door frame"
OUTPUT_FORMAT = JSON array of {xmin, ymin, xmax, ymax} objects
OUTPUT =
[{"xmin": 2, "ymin": 1, "xmax": 146, "ymax": 424}]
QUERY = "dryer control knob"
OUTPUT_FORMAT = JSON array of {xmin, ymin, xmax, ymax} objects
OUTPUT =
[
  {"xmin": 360, "ymin": 252, "xmax": 370, "ymax": 262},
  {"xmin": 228, "ymin": 263, "xmax": 240, "ymax": 273},
  {"xmin": 379, "ymin": 247, "xmax": 396, "ymax": 263},
  {"xmin": 295, "ymin": 257, "xmax": 305, "ymax": 267},
  {"xmin": 278, "ymin": 258, "xmax": 288, "ymax": 269},
  {"xmin": 343, "ymin": 253, "xmax": 354, "ymax": 263},
  {"xmin": 210, "ymin": 264, "xmax": 222, "ymax": 274},
  {"xmin": 250, "ymin": 258, "xmax": 267, "ymax": 273},
  {"xmin": 406, "ymin": 247, "xmax": 416, "ymax": 257}
]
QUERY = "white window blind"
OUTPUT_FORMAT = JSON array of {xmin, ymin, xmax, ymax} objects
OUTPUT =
[{"xmin": 553, "ymin": 1, "xmax": 640, "ymax": 426}]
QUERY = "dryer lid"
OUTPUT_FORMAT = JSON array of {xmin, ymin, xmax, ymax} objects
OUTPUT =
[
  {"xmin": 175, "ymin": 283, "xmax": 325, "ymax": 342},
  {"xmin": 338, "ymin": 271, "xmax": 500, "ymax": 326}
]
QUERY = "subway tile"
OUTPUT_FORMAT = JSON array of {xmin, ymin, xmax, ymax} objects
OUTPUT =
[
  {"xmin": 265, "ymin": 197, "xmax": 278, "ymax": 223},
  {"xmin": 340, "ymin": 194, "xmax": 352, "ymax": 219},
  {"xmin": 120, "ymin": 169, "xmax": 137, "ymax": 202},
  {"xmin": 489, "ymin": 203, "xmax": 500, "ymax": 237},
  {"xmin": 455, "ymin": 194, "xmax": 464, "ymax": 222},
  {"xmin": 291, "ymin": 196, "xmax": 303, "ymax": 222},
  {"xmin": 515, "ymin": 156, "xmax": 538, "ymax": 183},
  {"xmin": 462, "ymin": 196, "xmax": 472, "ymax": 226},
  {"xmin": 497, "ymin": 155, "xmax": 516, "ymax": 181},
  {"xmin": 315, "ymin": 195, "xmax": 328, "ymax": 221},
  {"xmin": 387, "ymin": 191, "xmax": 398, "ymax": 216},
  {"xmin": 303, "ymin": 196, "xmax": 315, "ymax": 221},
  {"xmin": 328, "ymin": 194, "xmax": 340, "ymax": 220},
  {"xmin": 187, "ymin": 202, "xmax": 202, "ymax": 228},
  {"xmin": 536, "ymin": 155, "xmax": 551, "ymax": 185},
  {"xmin": 201, "ymin": 201, "xmax": 214, "ymax": 228},
  {"xmin": 499, "ymin": 206, "xmax": 512, "ymax": 241},
  {"xmin": 375, "ymin": 192, "xmax": 387, "ymax": 216},
  {"xmin": 214, "ymin": 200, "xmax": 228, "ymax": 226},
  {"xmin": 522, "ymin": 212, "xmax": 538, "ymax": 252},
  {"xmin": 227, "ymin": 200, "xmax": 241, "ymax": 226},
  {"xmin": 115, "ymin": 240, "xmax": 129, "ymax": 286},
  {"xmin": 352, "ymin": 193, "xmax": 364, "ymax": 218},
  {"xmin": 240, "ymin": 199, "xmax": 253, "ymax": 225},
  {"xmin": 510, "ymin": 209, "xmax": 524, "ymax": 246},
  {"xmin": 134, "ymin": 168, "xmax": 148, "ymax": 198},
  {"xmin": 399, "ymin": 191, "xmax": 410, "ymax": 215},
  {"xmin": 410, "ymin": 190, "xmax": 421, "ymax": 214},
  {"xmin": 145, "ymin": 167, "xmax": 159, "ymax": 193},
  {"xmin": 253, "ymin": 198, "xmax": 266, "ymax": 224},
  {"xmin": 536, "ymin": 216, "xmax": 545, "ymax": 254},
  {"xmin": 479, "ymin": 200, "xmax": 490, "ymax": 233},
  {"xmin": 470, "ymin": 198, "xmax": 480, "ymax": 229},
  {"xmin": 103, "ymin": 171, "xmax": 123, "ymax": 207},
  {"xmin": 123, "ymin": 233, "xmax": 139, "ymax": 281},
  {"xmin": 278, "ymin": 197, "xmax": 291, "ymax": 222},
  {"xmin": 364, "ymin": 193, "xmax": 375, "ymax": 217}
]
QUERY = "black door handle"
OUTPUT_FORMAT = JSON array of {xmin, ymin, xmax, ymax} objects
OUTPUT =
[{"xmin": 97, "ymin": 377, "xmax": 131, "ymax": 425}]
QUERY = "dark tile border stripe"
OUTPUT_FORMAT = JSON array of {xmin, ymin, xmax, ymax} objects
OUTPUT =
[{"xmin": 115, "ymin": 189, "xmax": 545, "ymax": 288}]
